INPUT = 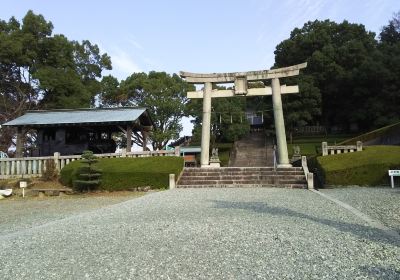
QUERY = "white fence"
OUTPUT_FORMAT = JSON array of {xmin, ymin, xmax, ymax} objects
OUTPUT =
[
  {"xmin": 321, "ymin": 141, "xmax": 362, "ymax": 156},
  {"xmin": 0, "ymin": 149, "xmax": 177, "ymax": 179}
]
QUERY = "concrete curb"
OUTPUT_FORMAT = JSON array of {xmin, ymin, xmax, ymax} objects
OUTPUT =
[{"xmin": 309, "ymin": 189, "xmax": 400, "ymax": 240}]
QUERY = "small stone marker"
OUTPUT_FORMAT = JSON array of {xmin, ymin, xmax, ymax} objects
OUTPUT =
[
  {"xmin": 19, "ymin": 181, "xmax": 27, "ymax": 198},
  {"xmin": 169, "ymin": 174, "xmax": 176, "ymax": 189},
  {"xmin": 388, "ymin": 170, "xmax": 400, "ymax": 188}
]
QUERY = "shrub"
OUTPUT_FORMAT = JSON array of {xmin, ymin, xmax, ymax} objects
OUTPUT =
[
  {"xmin": 41, "ymin": 160, "xmax": 58, "ymax": 181},
  {"xmin": 316, "ymin": 146, "xmax": 400, "ymax": 186},
  {"xmin": 73, "ymin": 151, "xmax": 102, "ymax": 192},
  {"xmin": 60, "ymin": 156, "xmax": 184, "ymax": 191}
]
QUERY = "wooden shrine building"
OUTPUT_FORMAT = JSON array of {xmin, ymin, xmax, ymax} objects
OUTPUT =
[{"xmin": 3, "ymin": 107, "xmax": 153, "ymax": 157}]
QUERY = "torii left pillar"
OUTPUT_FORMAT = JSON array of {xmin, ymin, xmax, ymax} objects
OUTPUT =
[
  {"xmin": 200, "ymin": 82, "xmax": 212, "ymax": 167},
  {"xmin": 271, "ymin": 78, "xmax": 291, "ymax": 167}
]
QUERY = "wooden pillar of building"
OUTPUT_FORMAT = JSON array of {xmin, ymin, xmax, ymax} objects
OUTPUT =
[
  {"xmin": 126, "ymin": 125, "xmax": 132, "ymax": 152},
  {"xmin": 16, "ymin": 127, "xmax": 24, "ymax": 158},
  {"xmin": 142, "ymin": 130, "xmax": 148, "ymax": 151}
]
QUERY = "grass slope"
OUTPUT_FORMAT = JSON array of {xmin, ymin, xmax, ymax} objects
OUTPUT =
[
  {"xmin": 60, "ymin": 157, "xmax": 184, "ymax": 191},
  {"xmin": 339, "ymin": 121, "xmax": 400, "ymax": 145},
  {"xmin": 317, "ymin": 146, "xmax": 400, "ymax": 186},
  {"xmin": 287, "ymin": 134, "xmax": 353, "ymax": 157}
]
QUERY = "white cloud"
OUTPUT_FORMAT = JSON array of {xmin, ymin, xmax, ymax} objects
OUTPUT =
[
  {"xmin": 128, "ymin": 38, "xmax": 144, "ymax": 50},
  {"xmin": 111, "ymin": 48, "xmax": 143, "ymax": 74},
  {"xmin": 97, "ymin": 42, "xmax": 143, "ymax": 79}
]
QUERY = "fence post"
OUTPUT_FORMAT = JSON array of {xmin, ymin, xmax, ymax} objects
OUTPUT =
[
  {"xmin": 169, "ymin": 174, "xmax": 176, "ymax": 189},
  {"xmin": 307, "ymin": 172, "xmax": 314, "ymax": 189},
  {"xmin": 322, "ymin": 142, "xmax": 328, "ymax": 156},
  {"xmin": 356, "ymin": 141, "xmax": 363, "ymax": 152},
  {"xmin": 54, "ymin": 152, "xmax": 61, "ymax": 171},
  {"xmin": 174, "ymin": 146, "xmax": 180, "ymax": 157},
  {"xmin": 121, "ymin": 148, "xmax": 127, "ymax": 158}
]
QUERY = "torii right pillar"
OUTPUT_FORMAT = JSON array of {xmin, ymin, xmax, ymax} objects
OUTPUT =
[{"xmin": 271, "ymin": 78, "xmax": 291, "ymax": 167}]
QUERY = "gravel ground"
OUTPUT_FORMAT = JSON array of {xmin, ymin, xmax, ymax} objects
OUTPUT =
[
  {"xmin": 0, "ymin": 188, "xmax": 399, "ymax": 279},
  {"xmin": 321, "ymin": 187, "xmax": 400, "ymax": 234},
  {"xmin": 0, "ymin": 192, "xmax": 144, "ymax": 235}
]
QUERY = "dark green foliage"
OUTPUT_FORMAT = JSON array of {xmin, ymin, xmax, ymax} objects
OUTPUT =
[
  {"xmin": 73, "ymin": 151, "xmax": 102, "ymax": 191},
  {"xmin": 273, "ymin": 14, "xmax": 400, "ymax": 132},
  {"xmin": 339, "ymin": 121, "xmax": 400, "ymax": 145},
  {"xmin": 215, "ymin": 143, "xmax": 233, "ymax": 167},
  {"xmin": 188, "ymin": 86, "xmax": 250, "ymax": 144},
  {"xmin": 316, "ymin": 146, "xmax": 400, "ymax": 186},
  {"xmin": 99, "ymin": 72, "xmax": 194, "ymax": 150},
  {"xmin": 61, "ymin": 157, "xmax": 184, "ymax": 191},
  {"xmin": 0, "ymin": 11, "xmax": 111, "ymax": 152}
]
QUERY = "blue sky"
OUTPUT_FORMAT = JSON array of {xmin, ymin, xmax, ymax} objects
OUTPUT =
[{"xmin": 1, "ymin": 0, "xmax": 398, "ymax": 136}]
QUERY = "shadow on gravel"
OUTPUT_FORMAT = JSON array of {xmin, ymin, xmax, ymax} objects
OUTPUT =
[
  {"xmin": 359, "ymin": 265, "xmax": 400, "ymax": 279},
  {"xmin": 210, "ymin": 200, "xmax": 400, "ymax": 247}
]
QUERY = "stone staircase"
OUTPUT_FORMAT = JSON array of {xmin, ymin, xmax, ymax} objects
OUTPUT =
[
  {"xmin": 177, "ymin": 167, "xmax": 307, "ymax": 189},
  {"xmin": 229, "ymin": 132, "xmax": 274, "ymax": 167}
]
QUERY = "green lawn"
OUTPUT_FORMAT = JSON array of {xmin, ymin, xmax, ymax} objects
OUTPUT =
[
  {"xmin": 287, "ymin": 134, "xmax": 354, "ymax": 157},
  {"xmin": 316, "ymin": 146, "xmax": 400, "ymax": 186},
  {"xmin": 193, "ymin": 142, "xmax": 233, "ymax": 167},
  {"xmin": 60, "ymin": 157, "xmax": 184, "ymax": 191}
]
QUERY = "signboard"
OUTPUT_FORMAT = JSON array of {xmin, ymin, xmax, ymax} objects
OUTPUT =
[{"xmin": 388, "ymin": 170, "xmax": 400, "ymax": 176}]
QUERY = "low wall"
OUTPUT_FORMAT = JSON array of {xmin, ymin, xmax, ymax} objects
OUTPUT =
[{"xmin": 0, "ymin": 149, "xmax": 176, "ymax": 179}]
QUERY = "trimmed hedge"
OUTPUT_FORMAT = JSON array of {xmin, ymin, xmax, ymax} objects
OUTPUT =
[
  {"xmin": 316, "ymin": 146, "xmax": 400, "ymax": 186},
  {"xmin": 60, "ymin": 157, "xmax": 184, "ymax": 191}
]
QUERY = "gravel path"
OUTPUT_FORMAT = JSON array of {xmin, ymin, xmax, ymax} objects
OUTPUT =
[
  {"xmin": 321, "ymin": 187, "xmax": 400, "ymax": 234},
  {"xmin": 0, "ymin": 188, "xmax": 399, "ymax": 279},
  {"xmin": 0, "ymin": 193, "xmax": 144, "ymax": 235}
]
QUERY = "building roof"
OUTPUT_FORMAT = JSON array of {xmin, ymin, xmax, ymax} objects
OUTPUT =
[
  {"xmin": 180, "ymin": 146, "xmax": 201, "ymax": 154},
  {"xmin": 3, "ymin": 107, "xmax": 152, "ymax": 127},
  {"xmin": 169, "ymin": 136, "xmax": 192, "ymax": 147}
]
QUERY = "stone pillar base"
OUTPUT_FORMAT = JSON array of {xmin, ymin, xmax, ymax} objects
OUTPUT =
[
  {"xmin": 209, "ymin": 162, "xmax": 220, "ymax": 168},
  {"xmin": 277, "ymin": 163, "xmax": 292, "ymax": 168},
  {"xmin": 209, "ymin": 156, "xmax": 221, "ymax": 168}
]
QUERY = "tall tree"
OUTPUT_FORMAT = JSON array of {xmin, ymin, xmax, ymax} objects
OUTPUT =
[
  {"xmin": 100, "ymin": 71, "xmax": 194, "ymax": 150},
  {"xmin": 187, "ymin": 85, "xmax": 250, "ymax": 144},
  {"xmin": 274, "ymin": 19, "xmax": 382, "ymax": 131},
  {"xmin": 0, "ymin": 11, "xmax": 111, "ymax": 152},
  {"xmin": 376, "ymin": 11, "xmax": 400, "ymax": 126}
]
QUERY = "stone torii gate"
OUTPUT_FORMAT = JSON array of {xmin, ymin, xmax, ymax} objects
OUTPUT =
[{"xmin": 180, "ymin": 62, "xmax": 307, "ymax": 168}]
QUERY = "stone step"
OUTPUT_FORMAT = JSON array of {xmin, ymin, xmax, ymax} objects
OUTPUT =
[
  {"xmin": 177, "ymin": 164, "xmax": 307, "ymax": 188},
  {"xmin": 183, "ymin": 167, "xmax": 303, "ymax": 172},
  {"xmin": 176, "ymin": 184, "xmax": 307, "ymax": 189},
  {"xmin": 180, "ymin": 175, "xmax": 304, "ymax": 181},
  {"xmin": 181, "ymin": 171, "xmax": 304, "ymax": 176},
  {"xmin": 178, "ymin": 176, "xmax": 306, "ymax": 182},
  {"xmin": 178, "ymin": 180, "xmax": 306, "ymax": 186}
]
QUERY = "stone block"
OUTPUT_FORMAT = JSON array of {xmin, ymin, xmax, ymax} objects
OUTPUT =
[
  {"xmin": 169, "ymin": 174, "xmax": 176, "ymax": 189},
  {"xmin": 356, "ymin": 141, "xmax": 363, "ymax": 152},
  {"xmin": 322, "ymin": 142, "xmax": 328, "ymax": 156}
]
